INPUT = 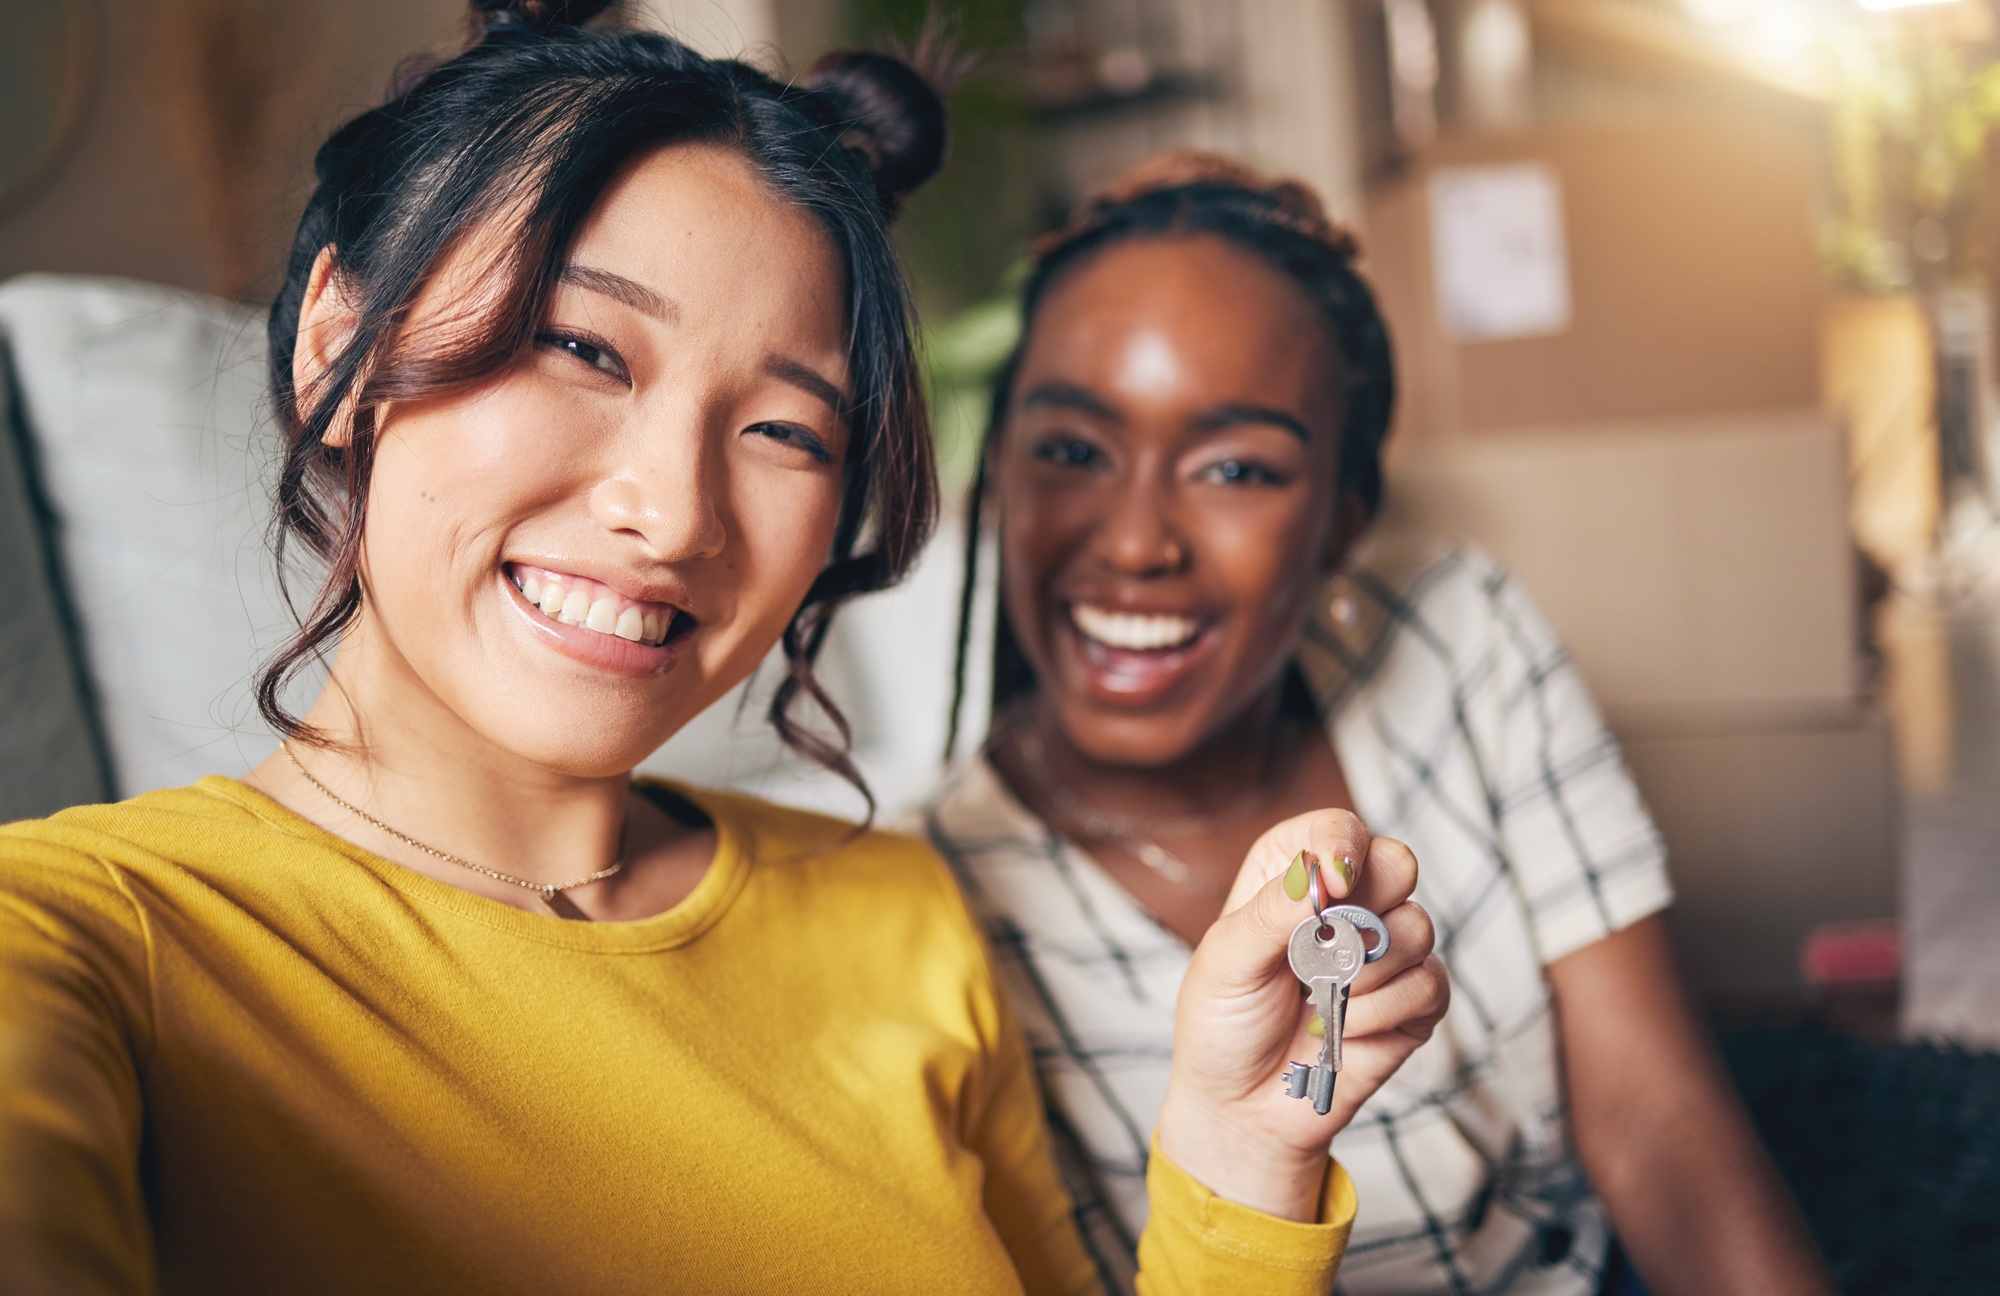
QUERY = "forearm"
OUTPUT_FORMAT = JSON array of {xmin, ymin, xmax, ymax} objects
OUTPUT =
[
  {"xmin": 1554, "ymin": 917, "xmax": 1833, "ymax": 1296},
  {"xmin": 1579, "ymin": 1070, "xmax": 1831, "ymax": 1296}
]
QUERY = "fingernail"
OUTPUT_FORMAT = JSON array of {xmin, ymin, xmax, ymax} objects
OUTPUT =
[
  {"xmin": 1283, "ymin": 851, "xmax": 1309, "ymax": 901},
  {"xmin": 1334, "ymin": 854, "xmax": 1356, "ymax": 891},
  {"xmin": 1307, "ymin": 1014, "xmax": 1325, "ymax": 1037}
]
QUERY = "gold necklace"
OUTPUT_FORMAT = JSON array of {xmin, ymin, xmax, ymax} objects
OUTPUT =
[{"xmin": 282, "ymin": 744, "xmax": 625, "ymax": 907}]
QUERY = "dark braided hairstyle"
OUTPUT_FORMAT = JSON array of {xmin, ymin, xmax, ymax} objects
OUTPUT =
[
  {"xmin": 257, "ymin": 0, "xmax": 947, "ymax": 818},
  {"xmin": 942, "ymin": 150, "xmax": 1396, "ymax": 760}
]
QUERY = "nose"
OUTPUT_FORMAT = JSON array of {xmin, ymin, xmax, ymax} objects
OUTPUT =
[
  {"xmin": 587, "ymin": 420, "xmax": 727, "ymax": 563},
  {"xmin": 1094, "ymin": 460, "xmax": 1187, "ymax": 577}
]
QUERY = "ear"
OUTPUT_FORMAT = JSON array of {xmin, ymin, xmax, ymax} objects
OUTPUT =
[{"xmin": 293, "ymin": 246, "xmax": 363, "ymax": 449}]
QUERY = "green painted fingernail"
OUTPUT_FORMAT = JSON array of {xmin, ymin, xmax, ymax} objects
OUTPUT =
[
  {"xmin": 1307, "ymin": 1014, "xmax": 1325, "ymax": 1037},
  {"xmin": 1335, "ymin": 854, "xmax": 1356, "ymax": 890},
  {"xmin": 1283, "ymin": 851, "xmax": 1309, "ymax": 901}
]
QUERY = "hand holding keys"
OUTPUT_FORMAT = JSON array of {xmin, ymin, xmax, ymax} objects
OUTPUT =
[
  {"xmin": 1156, "ymin": 810, "xmax": 1447, "ymax": 1223},
  {"xmin": 1282, "ymin": 856, "xmax": 1390, "ymax": 1114}
]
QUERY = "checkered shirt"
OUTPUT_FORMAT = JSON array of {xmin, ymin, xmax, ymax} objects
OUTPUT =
[{"xmin": 920, "ymin": 542, "xmax": 1673, "ymax": 1296}]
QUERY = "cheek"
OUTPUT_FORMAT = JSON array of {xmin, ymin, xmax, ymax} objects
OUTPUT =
[
  {"xmin": 360, "ymin": 391, "xmax": 587, "ymax": 630},
  {"xmin": 993, "ymin": 475, "xmax": 1079, "ymax": 645},
  {"xmin": 709, "ymin": 460, "xmax": 844, "ymax": 653},
  {"xmin": 1203, "ymin": 494, "xmax": 1327, "ymax": 632}
]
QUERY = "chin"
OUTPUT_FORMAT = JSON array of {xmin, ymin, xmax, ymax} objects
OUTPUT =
[
  {"xmin": 1057, "ymin": 704, "xmax": 1215, "ymax": 770},
  {"xmin": 449, "ymin": 685, "xmax": 703, "ymax": 780}
]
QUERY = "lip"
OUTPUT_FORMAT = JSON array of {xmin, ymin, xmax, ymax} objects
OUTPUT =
[
  {"xmin": 1054, "ymin": 601, "xmax": 1221, "ymax": 705},
  {"xmin": 499, "ymin": 569, "xmax": 694, "ymax": 679}
]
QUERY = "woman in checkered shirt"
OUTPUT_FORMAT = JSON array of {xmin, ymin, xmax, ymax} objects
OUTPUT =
[{"xmin": 921, "ymin": 151, "xmax": 1833, "ymax": 1296}]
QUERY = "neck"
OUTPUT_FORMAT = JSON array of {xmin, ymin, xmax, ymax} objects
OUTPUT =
[
  {"xmin": 1027, "ymin": 683, "xmax": 1294, "ymax": 826},
  {"xmin": 254, "ymin": 617, "xmax": 633, "ymax": 890}
]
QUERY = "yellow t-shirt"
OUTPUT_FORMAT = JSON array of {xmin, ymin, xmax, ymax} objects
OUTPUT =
[{"xmin": 0, "ymin": 778, "xmax": 1354, "ymax": 1295}]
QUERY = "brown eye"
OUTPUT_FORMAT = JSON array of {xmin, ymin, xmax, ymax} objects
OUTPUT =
[
  {"xmin": 1031, "ymin": 436, "xmax": 1106, "ymax": 470},
  {"xmin": 747, "ymin": 421, "xmax": 834, "ymax": 465},
  {"xmin": 536, "ymin": 331, "xmax": 630, "ymax": 384},
  {"xmin": 1195, "ymin": 458, "xmax": 1287, "ymax": 487}
]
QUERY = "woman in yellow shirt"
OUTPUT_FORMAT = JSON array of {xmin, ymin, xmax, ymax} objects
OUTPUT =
[{"xmin": 0, "ymin": 4, "xmax": 1447, "ymax": 1293}]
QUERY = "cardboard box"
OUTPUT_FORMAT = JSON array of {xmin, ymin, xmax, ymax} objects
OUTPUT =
[
  {"xmin": 1371, "ymin": 409, "xmax": 1859, "ymax": 732},
  {"xmin": 1623, "ymin": 712, "xmax": 1898, "ymax": 1003},
  {"xmin": 1366, "ymin": 410, "xmax": 1895, "ymax": 1000},
  {"xmin": 1361, "ymin": 116, "xmax": 1823, "ymax": 447}
]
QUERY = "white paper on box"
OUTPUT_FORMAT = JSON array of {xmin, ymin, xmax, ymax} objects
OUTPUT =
[{"xmin": 1428, "ymin": 162, "xmax": 1572, "ymax": 342}]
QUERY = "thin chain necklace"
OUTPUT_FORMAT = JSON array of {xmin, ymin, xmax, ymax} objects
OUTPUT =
[
  {"xmin": 1009, "ymin": 723, "xmax": 1291, "ymax": 894},
  {"xmin": 283, "ymin": 744, "xmax": 625, "ymax": 907}
]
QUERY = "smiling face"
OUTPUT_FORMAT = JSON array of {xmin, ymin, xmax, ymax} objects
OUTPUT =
[
  {"xmin": 993, "ymin": 234, "xmax": 1351, "ymax": 767},
  {"xmin": 313, "ymin": 143, "xmax": 850, "ymax": 778}
]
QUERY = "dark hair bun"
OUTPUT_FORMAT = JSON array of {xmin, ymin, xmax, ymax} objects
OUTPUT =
[
  {"xmin": 806, "ymin": 51, "xmax": 948, "ymax": 209},
  {"xmin": 472, "ymin": 0, "xmax": 614, "ymax": 35}
]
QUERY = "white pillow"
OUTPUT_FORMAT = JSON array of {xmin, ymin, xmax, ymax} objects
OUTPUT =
[{"xmin": 0, "ymin": 276, "xmax": 295, "ymax": 795}]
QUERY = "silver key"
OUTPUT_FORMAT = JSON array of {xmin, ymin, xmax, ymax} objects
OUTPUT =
[{"xmin": 1283, "ymin": 905, "xmax": 1390, "ymax": 1115}]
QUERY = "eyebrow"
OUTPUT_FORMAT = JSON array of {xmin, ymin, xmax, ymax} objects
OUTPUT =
[
  {"xmin": 765, "ymin": 356, "xmax": 848, "ymax": 418},
  {"xmin": 1189, "ymin": 402, "xmax": 1312, "ymax": 443},
  {"xmin": 1020, "ymin": 383, "xmax": 1312, "ymax": 443},
  {"xmin": 1019, "ymin": 382, "xmax": 1122, "ymax": 421},
  {"xmin": 559, "ymin": 264, "xmax": 679, "ymax": 323}
]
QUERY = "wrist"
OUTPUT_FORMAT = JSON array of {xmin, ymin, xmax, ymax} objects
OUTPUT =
[{"xmin": 1156, "ymin": 1089, "xmax": 1331, "ymax": 1222}]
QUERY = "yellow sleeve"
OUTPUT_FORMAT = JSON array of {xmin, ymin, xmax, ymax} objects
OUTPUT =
[
  {"xmin": 0, "ymin": 827, "xmax": 156, "ymax": 1296},
  {"xmin": 1136, "ymin": 1135, "xmax": 1355, "ymax": 1296}
]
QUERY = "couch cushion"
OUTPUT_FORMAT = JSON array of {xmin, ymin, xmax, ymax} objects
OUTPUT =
[
  {"xmin": 0, "ymin": 275, "xmax": 298, "ymax": 796},
  {"xmin": 0, "ymin": 334, "xmax": 111, "ymax": 818}
]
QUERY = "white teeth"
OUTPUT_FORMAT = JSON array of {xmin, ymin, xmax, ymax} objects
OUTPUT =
[
  {"xmin": 1073, "ymin": 603, "xmax": 1202, "ymax": 651},
  {"xmin": 514, "ymin": 566, "xmax": 676, "ymax": 645}
]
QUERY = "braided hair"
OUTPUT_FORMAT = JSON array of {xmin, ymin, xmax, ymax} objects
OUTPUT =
[{"xmin": 942, "ymin": 150, "xmax": 1396, "ymax": 759}]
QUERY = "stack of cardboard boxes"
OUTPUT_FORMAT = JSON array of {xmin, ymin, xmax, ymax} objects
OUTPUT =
[{"xmin": 1362, "ymin": 115, "xmax": 1898, "ymax": 1005}]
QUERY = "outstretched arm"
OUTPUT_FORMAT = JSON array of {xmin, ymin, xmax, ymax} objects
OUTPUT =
[
  {"xmin": 1552, "ymin": 915, "xmax": 1835, "ymax": 1296},
  {"xmin": 0, "ymin": 836, "xmax": 155, "ymax": 1296}
]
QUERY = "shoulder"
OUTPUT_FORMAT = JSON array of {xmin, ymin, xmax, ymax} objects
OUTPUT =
[
  {"xmin": 1351, "ymin": 539, "xmax": 1534, "ymax": 649},
  {"xmin": 669, "ymin": 781, "xmax": 945, "ymax": 877},
  {"xmin": 0, "ymin": 785, "xmax": 257, "ymax": 1003},
  {"xmin": 1304, "ymin": 540, "xmax": 1520, "ymax": 697},
  {"xmin": 1, "ymin": 779, "xmax": 271, "ymax": 887},
  {"xmin": 664, "ymin": 780, "xmax": 976, "ymax": 929},
  {"xmin": 912, "ymin": 758, "xmax": 1051, "ymax": 884},
  {"xmin": 667, "ymin": 782, "xmax": 1016, "ymax": 1023}
]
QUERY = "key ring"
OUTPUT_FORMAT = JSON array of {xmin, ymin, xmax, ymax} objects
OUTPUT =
[{"xmin": 1302, "ymin": 853, "xmax": 1389, "ymax": 964}]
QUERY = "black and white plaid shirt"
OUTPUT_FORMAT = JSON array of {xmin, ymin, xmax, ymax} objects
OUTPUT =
[{"xmin": 921, "ymin": 542, "xmax": 1672, "ymax": 1295}]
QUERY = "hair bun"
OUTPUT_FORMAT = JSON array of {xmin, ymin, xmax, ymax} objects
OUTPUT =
[
  {"xmin": 806, "ymin": 51, "xmax": 948, "ymax": 211},
  {"xmin": 471, "ymin": 0, "xmax": 614, "ymax": 35}
]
